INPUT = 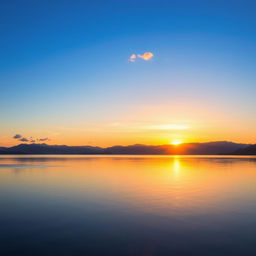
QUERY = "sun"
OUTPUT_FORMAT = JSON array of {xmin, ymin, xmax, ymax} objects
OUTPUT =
[{"xmin": 171, "ymin": 140, "xmax": 183, "ymax": 146}]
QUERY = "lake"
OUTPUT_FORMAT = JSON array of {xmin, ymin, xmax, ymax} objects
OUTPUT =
[{"xmin": 0, "ymin": 155, "xmax": 256, "ymax": 255}]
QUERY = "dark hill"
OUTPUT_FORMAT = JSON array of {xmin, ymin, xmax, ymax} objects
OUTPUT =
[
  {"xmin": 0, "ymin": 141, "xmax": 249, "ymax": 155},
  {"xmin": 105, "ymin": 141, "xmax": 248, "ymax": 155},
  {"xmin": 233, "ymin": 144, "xmax": 256, "ymax": 155},
  {"xmin": 7, "ymin": 143, "xmax": 104, "ymax": 154}
]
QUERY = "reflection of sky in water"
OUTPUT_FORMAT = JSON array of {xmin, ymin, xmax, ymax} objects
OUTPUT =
[{"xmin": 0, "ymin": 156, "xmax": 256, "ymax": 255}]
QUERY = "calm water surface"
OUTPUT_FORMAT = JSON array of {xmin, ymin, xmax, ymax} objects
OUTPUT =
[{"xmin": 0, "ymin": 155, "xmax": 256, "ymax": 255}]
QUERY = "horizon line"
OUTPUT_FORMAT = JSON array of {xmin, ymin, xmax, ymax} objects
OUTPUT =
[{"xmin": 2, "ymin": 140, "xmax": 253, "ymax": 148}]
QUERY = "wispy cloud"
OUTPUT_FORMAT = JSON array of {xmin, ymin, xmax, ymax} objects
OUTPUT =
[
  {"xmin": 19, "ymin": 137, "xmax": 29, "ymax": 142},
  {"xmin": 104, "ymin": 122, "xmax": 190, "ymax": 133},
  {"xmin": 145, "ymin": 124, "xmax": 190, "ymax": 130},
  {"xmin": 37, "ymin": 138, "xmax": 49, "ymax": 142},
  {"xmin": 129, "ymin": 52, "xmax": 154, "ymax": 62},
  {"xmin": 13, "ymin": 134, "xmax": 22, "ymax": 139},
  {"xmin": 12, "ymin": 134, "xmax": 50, "ymax": 143}
]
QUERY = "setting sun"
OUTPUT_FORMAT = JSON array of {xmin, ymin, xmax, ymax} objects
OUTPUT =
[{"xmin": 171, "ymin": 140, "xmax": 183, "ymax": 146}]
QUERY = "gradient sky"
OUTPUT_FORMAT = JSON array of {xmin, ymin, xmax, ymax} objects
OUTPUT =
[{"xmin": 1, "ymin": 0, "xmax": 256, "ymax": 146}]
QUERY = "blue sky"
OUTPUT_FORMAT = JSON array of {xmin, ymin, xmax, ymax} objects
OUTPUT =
[{"xmin": 1, "ymin": 0, "xmax": 256, "ymax": 146}]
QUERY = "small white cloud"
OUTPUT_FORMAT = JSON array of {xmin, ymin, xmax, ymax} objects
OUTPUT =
[
  {"xmin": 138, "ymin": 52, "xmax": 154, "ymax": 61},
  {"xmin": 129, "ymin": 54, "xmax": 137, "ymax": 62},
  {"xmin": 129, "ymin": 52, "xmax": 154, "ymax": 62}
]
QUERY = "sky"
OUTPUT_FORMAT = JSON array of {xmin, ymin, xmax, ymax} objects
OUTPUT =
[{"xmin": 1, "ymin": 0, "xmax": 256, "ymax": 146}]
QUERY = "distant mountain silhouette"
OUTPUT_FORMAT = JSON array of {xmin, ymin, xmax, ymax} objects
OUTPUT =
[
  {"xmin": 232, "ymin": 144, "xmax": 256, "ymax": 155},
  {"xmin": 0, "ymin": 149, "xmax": 9, "ymax": 154},
  {"xmin": 6, "ymin": 143, "xmax": 103, "ymax": 154},
  {"xmin": 0, "ymin": 141, "xmax": 250, "ymax": 155},
  {"xmin": 104, "ymin": 142, "xmax": 248, "ymax": 155}
]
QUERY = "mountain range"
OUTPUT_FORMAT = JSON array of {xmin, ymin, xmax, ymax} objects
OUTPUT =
[
  {"xmin": 233, "ymin": 144, "xmax": 256, "ymax": 155},
  {"xmin": 0, "ymin": 141, "xmax": 254, "ymax": 155}
]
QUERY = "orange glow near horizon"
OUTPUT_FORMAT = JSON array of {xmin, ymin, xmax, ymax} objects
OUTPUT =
[{"xmin": 1, "ymin": 100, "xmax": 256, "ymax": 147}]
